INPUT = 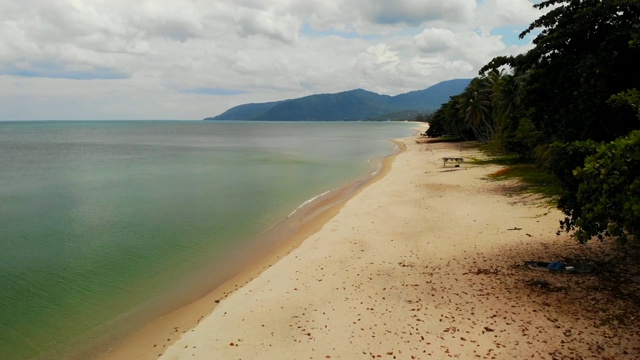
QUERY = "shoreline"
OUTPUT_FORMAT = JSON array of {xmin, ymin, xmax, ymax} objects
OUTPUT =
[
  {"xmin": 102, "ymin": 129, "xmax": 413, "ymax": 360},
  {"xmin": 154, "ymin": 127, "xmax": 640, "ymax": 359}
]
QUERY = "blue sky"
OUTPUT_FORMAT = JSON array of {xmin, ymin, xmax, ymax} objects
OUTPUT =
[{"xmin": 0, "ymin": 0, "xmax": 547, "ymax": 120}]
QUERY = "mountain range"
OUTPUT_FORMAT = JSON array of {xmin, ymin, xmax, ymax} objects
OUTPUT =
[{"xmin": 204, "ymin": 78, "xmax": 471, "ymax": 121}]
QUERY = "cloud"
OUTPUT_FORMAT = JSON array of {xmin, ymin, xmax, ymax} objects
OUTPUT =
[
  {"xmin": 236, "ymin": 9, "xmax": 301, "ymax": 44},
  {"xmin": 0, "ymin": 0, "xmax": 548, "ymax": 120},
  {"xmin": 355, "ymin": 44, "xmax": 401, "ymax": 71},
  {"xmin": 414, "ymin": 28, "xmax": 506, "ymax": 61},
  {"xmin": 133, "ymin": 1, "xmax": 209, "ymax": 42},
  {"xmin": 182, "ymin": 88, "xmax": 248, "ymax": 96},
  {"xmin": 415, "ymin": 28, "xmax": 460, "ymax": 54},
  {"xmin": 477, "ymin": 0, "xmax": 545, "ymax": 28}
]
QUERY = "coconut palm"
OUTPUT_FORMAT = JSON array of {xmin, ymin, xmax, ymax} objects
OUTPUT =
[{"xmin": 458, "ymin": 80, "xmax": 493, "ymax": 142}]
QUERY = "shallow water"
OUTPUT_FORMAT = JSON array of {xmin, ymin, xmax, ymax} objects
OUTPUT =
[{"xmin": 0, "ymin": 120, "xmax": 414, "ymax": 359}]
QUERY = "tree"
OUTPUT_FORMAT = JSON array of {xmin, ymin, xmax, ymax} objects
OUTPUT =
[
  {"xmin": 558, "ymin": 131, "xmax": 640, "ymax": 242},
  {"xmin": 553, "ymin": 82, "xmax": 640, "ymax": 242},
  {"xmin": 458, "ymin": 79, "xmax": 494, "ymax": 142},
  {"xmin": 425, "ymin": 109, "xmax": 446, "ymax": 137},
  {"xmin": 468, "ymin": 1, "xmax": 640, "ymax": 242},
  {"xmin": 517, "ymin": 0, "xmax": 640, "ymax": 143},
  {"xmin": 478, "ymin": 68, "xmax": 539, "ymax": 157}
]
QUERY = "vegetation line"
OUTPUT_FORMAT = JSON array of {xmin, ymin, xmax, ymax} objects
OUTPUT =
[{"xmin": 419, "ymin": 0, "xmax": 640, "ymax": 243}]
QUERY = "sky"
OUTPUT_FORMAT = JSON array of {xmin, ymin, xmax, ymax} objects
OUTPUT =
[{"xmin": 0, "ymin": 0, "xmax": 547, "ymax": 120}]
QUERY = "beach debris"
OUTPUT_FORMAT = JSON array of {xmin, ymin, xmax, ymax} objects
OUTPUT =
[{"xmin": 525, "ymin": 261, "xmax": 596, "ymax": 274}]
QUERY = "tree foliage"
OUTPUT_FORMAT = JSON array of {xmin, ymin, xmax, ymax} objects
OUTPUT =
[
  {"xmin": 425, "ymin": 108, "xmax": 446, "ymax": 137},
  {"xmin": 425, "ymin": 79, "xmax": 499, "ymax": 142},
  {"xmin": 518, "ymin": 0, "xmax": 640, "ymax": 142},
  {"xmin": 557, "ymin": 131, "xmax": 640, "ymax": 242},
  {"xmin": 459, "ymin": 78, "xmax": 494, "ymax": 142},
  {"xmin": 548, "ymin": 140, "xmax": 599, "ymax": 235}
]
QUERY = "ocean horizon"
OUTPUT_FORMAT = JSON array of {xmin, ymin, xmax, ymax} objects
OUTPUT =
[{"xmin": 0, "ymin": 120, "xmax": 414, "ymax": 359}]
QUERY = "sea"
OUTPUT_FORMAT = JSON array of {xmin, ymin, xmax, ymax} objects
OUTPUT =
[{"xmin": 0, "ymin": 120, "xmax": 415, "ymax": 360}]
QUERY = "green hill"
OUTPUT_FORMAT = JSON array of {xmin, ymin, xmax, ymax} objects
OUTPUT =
[{"xmin": 204, "ymin": 78, "xmax": 471, "ymax": 121}]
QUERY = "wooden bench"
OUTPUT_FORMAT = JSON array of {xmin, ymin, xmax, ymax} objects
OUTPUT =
[{"xmin": 442, "ymin": 157, "xmax": 463, "ymax": 167}]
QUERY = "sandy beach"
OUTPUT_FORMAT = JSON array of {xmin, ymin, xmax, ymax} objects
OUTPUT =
[{"xmin": 109, "ymin": 125, "xmax": 640, "ymax": 359}]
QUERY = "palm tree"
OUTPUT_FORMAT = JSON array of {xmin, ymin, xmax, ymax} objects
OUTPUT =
[
  {"xmin": 485, "ymin": 69, "xmax": 522, "ymax": 134},
  {"xmin": 458, "ymin": 80, "xmax": 493, "ymax": 142}
]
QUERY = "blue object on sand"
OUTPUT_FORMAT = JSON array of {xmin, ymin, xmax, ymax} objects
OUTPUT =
[
  {"xmin": 547, "ymin": 262, "xmax": 566, "ymax": 270},
  {"xmin": 525, "ymin": 261, "xmax": 595, "ymax": 273}
]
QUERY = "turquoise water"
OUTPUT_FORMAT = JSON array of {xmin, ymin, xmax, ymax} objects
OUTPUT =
[{"xmin": 0, "ymin": 121, "xmax": 414, "ymax": 359}]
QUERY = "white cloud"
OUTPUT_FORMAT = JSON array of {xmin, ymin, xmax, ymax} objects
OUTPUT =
[
  {"xmin": 355, "ymin": 44, "xmax": 400, "ymax": 71},
  {"xmin": 477, "ymin": 0, "xmax": 544, "ymax": 28},
  {"xmin": 236, "ymin": 9, "xmax": 301, "ymax": 43},
  {"xmin": 415, "ymin": 28, "xmax": 506, "ymax": 66},
  {"xmin": 0, "ymin": 0, "xmax": 547, "ymax": 120}
]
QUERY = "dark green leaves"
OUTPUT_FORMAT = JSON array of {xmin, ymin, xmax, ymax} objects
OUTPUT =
[{"xmin": 580, "ymin": 132, "xmax": 640, "ymax": 240}]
